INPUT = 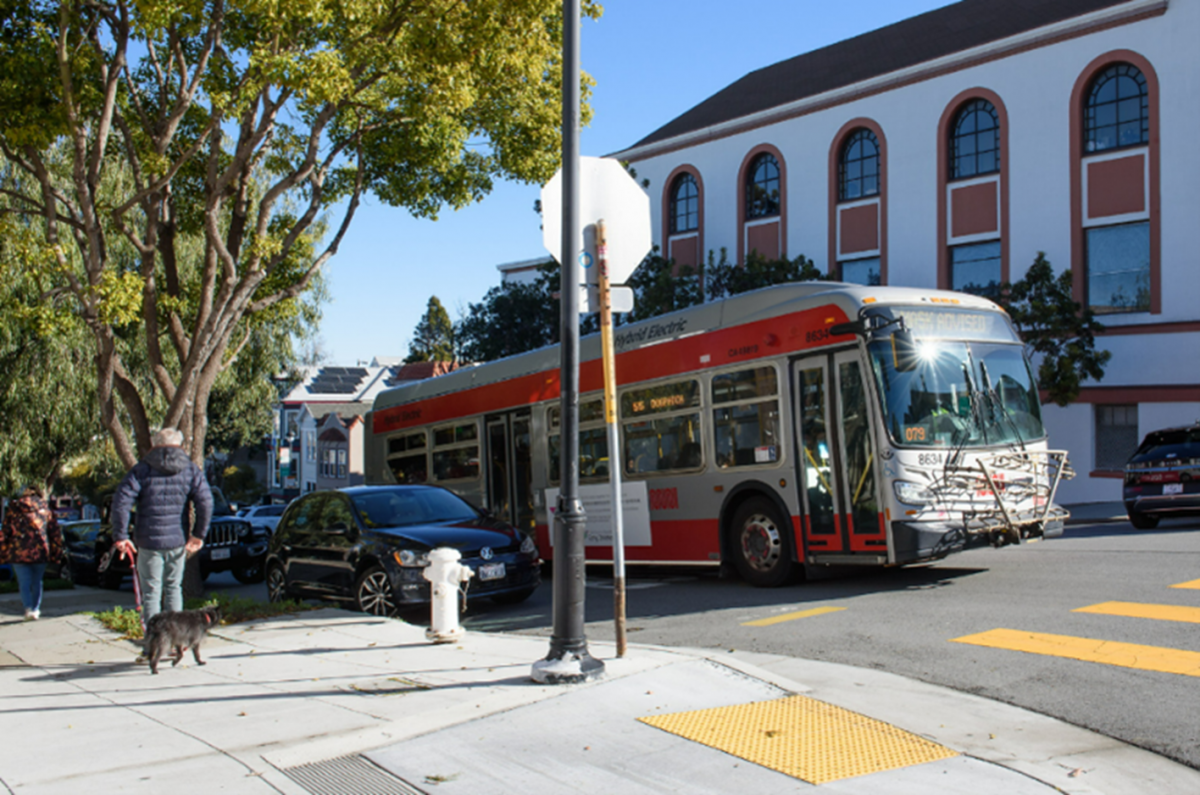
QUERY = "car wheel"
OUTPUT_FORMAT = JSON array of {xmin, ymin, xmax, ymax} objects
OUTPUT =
[
  {"xmin": 490, "ymin": 587, "xmax": 537, "ymax": 605},
  {"xmin": 1127, "ymin": 508, "xmax": 1159, "ymax": 530},
  {"xmin": 266, "ymin": 563, "xmax": 289, "ymax": 603},
  {"xmin": 355, "ymin": 565, "xmax": 398, "ymax": 617},
  {"xmin": 232, "ymin": 562, "xmax": 265, "ymax": 585},
  {"xmin": 730, "ymin": 497, "xmax": 795, "ymax": 588}
]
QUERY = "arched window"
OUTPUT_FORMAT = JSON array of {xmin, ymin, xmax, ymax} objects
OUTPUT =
[
  {"xmin": 745, "ymin": 153, "xmax": 780, "ymax": 219},
  {"xmin": 838, "ymin": 129, "xmax": 879, "ymax": 201},
  {"xmin": 669, "ymin": 173, "xmax": 699, "ymax": 234},
  {"xmin": 950, "ymin": 99, "xmax": 1000, "ymax": 179},
  {"xmin": 1084, "ymin": 63, "xmax": 1148, "ymax": 153}
]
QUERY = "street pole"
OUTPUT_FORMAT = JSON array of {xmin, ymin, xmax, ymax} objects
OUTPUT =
[
  {"xmin": 596, "ymin": 219, "xmax": 627, "ymax": 658},
  {"xmin": 532, "ymin": 0, "xmax": 604, "ymax": 684}
]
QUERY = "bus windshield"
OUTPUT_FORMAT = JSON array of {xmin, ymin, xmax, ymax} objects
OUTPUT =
[{"xmin": 868, "ymin": 339, "xmax": 1045, "ymax": 448}]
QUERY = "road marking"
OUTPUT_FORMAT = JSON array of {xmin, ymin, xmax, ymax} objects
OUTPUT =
[
  {"xmin": 639, "ymin": 694, "xmax": 957, "ymax": 784},
  {"xmin": 951, "ymin": 629, "xmax": 1200, "ymax": 677},
  {"xmin": 1073, "ymin": 601, "xmax": 1200, "ymax": 624},
  {"xmin": 1170, "ymin": 578, "xmax": 1200, "ymax": 590},
  {"xmin": 742, "ymin": 606, "xmax": 845, "ymax": 627}
]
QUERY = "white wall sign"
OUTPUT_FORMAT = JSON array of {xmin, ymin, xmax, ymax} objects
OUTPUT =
[{"xmin": 544, "ymin": 481, "xmax": 651, "ymax": 547}]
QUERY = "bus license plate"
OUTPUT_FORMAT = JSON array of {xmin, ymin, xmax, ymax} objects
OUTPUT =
[
  {"xmin": 479, "ymin": 562, "xmax": 505, "ymax": 581},
  {"xmin": 210, "ymin": 548, "xmax": 231, "ymax": 560}
]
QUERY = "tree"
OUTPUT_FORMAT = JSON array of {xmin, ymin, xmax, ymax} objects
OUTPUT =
[
  {"xmin": 0, "ymin": 0, "xmax": 599, "ymax": 469},
  {"xmin": 457, "ymin": 264, "xmax": 562, "ymax": 362},
  {"xmin": 622, "ymin": 249, "xmax": 704, "ymax": 322},
  {"xmin": 406, "ymin": 296, "xmax": 455, "ymax": 363},
  {"xmin": 705, "ymin": 250, "xmax": 827, "ymax": 300},
  {"xmin": 997, "ymin": 252, "xmax": 1111, "ymax": 406},
  {"xmin": 0, "ymin": 218, "xmax": 102, "ymax": 495}
]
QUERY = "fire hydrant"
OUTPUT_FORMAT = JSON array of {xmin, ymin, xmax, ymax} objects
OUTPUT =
[{"xmin": 422, "ymin": 547, "xmax": 474, "ymax": 643}]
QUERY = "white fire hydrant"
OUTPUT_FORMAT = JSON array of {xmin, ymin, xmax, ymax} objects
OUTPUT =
[{"xmin": 422, "ymin": 547, "xmax": 474, "ymax": 643}]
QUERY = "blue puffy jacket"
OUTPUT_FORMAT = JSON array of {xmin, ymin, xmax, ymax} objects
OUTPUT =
[{"xmin": 111, "ymin": 446, "xmax": 213, "ymax": 550}]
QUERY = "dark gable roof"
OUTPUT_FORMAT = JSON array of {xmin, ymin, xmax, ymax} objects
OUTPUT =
[{"xmin": 631, "ymin": 0, "xmax": 1135, "ymax": 150}]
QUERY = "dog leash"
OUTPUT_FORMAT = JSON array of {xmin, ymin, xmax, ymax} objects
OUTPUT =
[{"xmin": 128, "ymin": 549, "xmax": 144, "ymax": 632}]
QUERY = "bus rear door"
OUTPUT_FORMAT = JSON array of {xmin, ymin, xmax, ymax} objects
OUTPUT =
[{"xmin": 484, "ymin": 410, "xmax": 535, "ymax": 533}]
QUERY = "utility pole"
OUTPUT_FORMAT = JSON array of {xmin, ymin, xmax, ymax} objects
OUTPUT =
[{"xmin": 531, "ymin": 0, "xmax": 604, "ymax": 684}]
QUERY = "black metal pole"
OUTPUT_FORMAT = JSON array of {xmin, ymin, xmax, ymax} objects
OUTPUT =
[{"xmin": 532, "ymin": 0, "xmax": 604, "ymax": 684}]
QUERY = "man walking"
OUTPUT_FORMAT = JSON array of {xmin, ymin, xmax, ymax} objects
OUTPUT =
[{"xmin": 111, "ymin": 428, "xmax": 213, "ymax": 624}]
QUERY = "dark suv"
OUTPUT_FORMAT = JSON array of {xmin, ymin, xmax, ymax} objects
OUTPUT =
[{"xmin": 1123, "ymin": 423, "xmax": 1200, "ymax": 529}]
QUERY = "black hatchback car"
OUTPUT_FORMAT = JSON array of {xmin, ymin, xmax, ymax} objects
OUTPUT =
[
  {"xmin": 264, "ymin": 485, "xmax": 541, "ymax": 615},
  {"xmin": 1123, "ymin": 422, "xmax": 1200, "ymax": 528}
]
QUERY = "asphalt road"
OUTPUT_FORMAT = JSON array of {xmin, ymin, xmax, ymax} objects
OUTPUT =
[{"xmin": 460, "ymin": 518, "xmax": 1200, "ymax": 770}]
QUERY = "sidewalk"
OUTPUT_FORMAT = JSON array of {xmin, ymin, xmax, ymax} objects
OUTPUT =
[{"xmin": 2, "ymin": 586, "xmax": 1197, "ymax": 794}]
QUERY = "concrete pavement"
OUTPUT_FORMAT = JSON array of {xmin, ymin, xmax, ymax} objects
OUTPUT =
[{"xmin": 2, "ymin": 578, "xmax": 1198, "ymax": 795}]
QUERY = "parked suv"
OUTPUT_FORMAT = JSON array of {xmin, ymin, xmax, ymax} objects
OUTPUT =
[
  {"xmin": 236, "ymin": 503, "xmax": 287, "ymax": 535},
  {"xmin": 1123, "ymin": 422, "xmax": 1200, "ymax": 529}
]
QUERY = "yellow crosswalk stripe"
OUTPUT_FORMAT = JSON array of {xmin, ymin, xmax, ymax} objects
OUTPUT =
[
  {"xmin": 950, "ymin": 629, "xmax": 1200, "ymax": 677},
  {"xmin": 742, "ymin": 606, "xmax": 845, "ymax": 627},
  {"xmin": 1073, "ymin": 601, "xmax": 1200, "ymax": 624},
  {"xmin": 1170, "ymin": 578, "xmax": 1200, "ymax": 590}
]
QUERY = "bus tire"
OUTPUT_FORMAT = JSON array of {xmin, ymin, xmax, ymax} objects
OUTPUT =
[{"xmin": 731, "ymin": 497, "xmax": 793, "ymax": 588}]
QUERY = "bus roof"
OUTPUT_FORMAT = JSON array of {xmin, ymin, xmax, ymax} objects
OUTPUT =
[{"xmin": 373, "ymin": 282, "xmax": 1004, "ymax": 418}]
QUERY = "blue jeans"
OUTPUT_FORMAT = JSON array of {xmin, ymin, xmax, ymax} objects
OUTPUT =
[
  {"xmin": 12, "ymin": 563, "xmax": 47, "ymax": 613},
  {"xmin": 136, "ymin": 547, "xmax": 187, "ymax": 624}
]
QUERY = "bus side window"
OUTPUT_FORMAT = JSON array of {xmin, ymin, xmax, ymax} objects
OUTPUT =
[{"xmin": 711, "ymin": 366, "xmax": 780, "ymax": 468}]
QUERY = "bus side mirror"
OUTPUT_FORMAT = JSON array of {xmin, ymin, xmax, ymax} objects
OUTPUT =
[
  {"xmin": 830, "ymin": 320, "xmax": 866, "ymax": 337},
  {"xmin": 891, "ymin": 328, "xmax": 920, "ymax": 372}
]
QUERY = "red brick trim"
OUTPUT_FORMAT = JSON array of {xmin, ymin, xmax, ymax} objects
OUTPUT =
[
  {"xmin": 1088, "ymin": 470, "xmax": 1126, "ymax": 479},
  {"xmin": 1096, "ymin": 321, "xmax": 1200, "ymax": 336},
  {"xmin": 828, "ymin": 118, "xmax": 887, "ymax": 283},
  {"xmin": 937, "ymin": 88, "xmax": 1009, "ymax": 290},
  {"xmin": 1070, "ymin": 50, "xmax": 1160, "ymax": 314},
  {"xmin": 737, "ymin": 144, "xmax": 787, "ymax": 265},
  {"xmin": 1048, "ymin": 385, "xmax": 1200, "ymax": 404}
]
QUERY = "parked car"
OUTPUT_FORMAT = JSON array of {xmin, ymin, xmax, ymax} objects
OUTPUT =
[
  {"xmin": 85, "ymin": 488, "xmax": 270, "ymax": 587},
  {"xmin": 1123, "ymin": 422, "xmax": 1200, "ymax": 529},
  {"xmin": 264, "ymin": 485, "xmax": 541, "ymax": 615},
  {"xmin": 236, "ymin": 504, "xmax": 287, "ymax": 535}
]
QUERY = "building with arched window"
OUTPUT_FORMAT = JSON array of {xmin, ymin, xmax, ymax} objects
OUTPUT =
[{"xmin": 613, "ymin": 0, "xmax": 1199, "ymax": 504}]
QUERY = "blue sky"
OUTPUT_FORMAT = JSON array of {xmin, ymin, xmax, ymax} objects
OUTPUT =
[{"xmin": 316, "ymin": 0, "xmax": 956, "ymax": 365}]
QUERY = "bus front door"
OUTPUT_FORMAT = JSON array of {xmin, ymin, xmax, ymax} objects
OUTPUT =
[
  {"xmin": 485, "ymin": 410, "xmax": 535, "ymax": 533},
  {"xmin": 793, "ymin": 351, "xmax": 886, "ymax": 562}
]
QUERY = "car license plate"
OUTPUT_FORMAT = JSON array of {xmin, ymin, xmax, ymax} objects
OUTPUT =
[
  {"xmin": 479, "ymin": 562, "xmax": 505, "ymax": 581},
  {"xmin": 210, "ymin": 548, "xmax": 231, "ymax": 560},
  {"xmin": 1164, "ymin": 483, "xmax": 1183, "ymax": 495}
]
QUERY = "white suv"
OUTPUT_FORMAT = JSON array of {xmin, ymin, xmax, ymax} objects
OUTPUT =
[{"xmin": 236, "ymin": 504, "xmax": 287, "ymax": 535}]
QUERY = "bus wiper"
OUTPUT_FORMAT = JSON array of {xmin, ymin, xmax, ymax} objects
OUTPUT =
[
  {"xmin": 978, "ymin": 361, "xmax": 1026, "ymax": 450},
  {"xmin": 945, "ymin": 359, "xmax": 981, "ymax": 474}
]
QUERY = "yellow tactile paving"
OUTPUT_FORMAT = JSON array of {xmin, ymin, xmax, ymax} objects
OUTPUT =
[
  {"xmin": 1170, "ymin": 578, "xmax": 1200, "ymax": 590},
  {"xmin": 1073, "ymin": 601, "xmax": 1200, "ymax": 624},
  {"xmin": 951, "ymin": 629, "xmax": 1200, "ymax": 677},
  {"xmin": 638, "ymin": 694, "xmax": 957, "ymax": 784},
  {"xmin": 742, "ymin": 606, "xmax": 846, "ymax": 627}
]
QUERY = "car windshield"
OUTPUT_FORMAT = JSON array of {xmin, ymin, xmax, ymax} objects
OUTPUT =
[
  {"xmin": 868, "ymin": 339, "xmax": 1045, "ymax": 448},
  {"xmin": 350, "ymin": 488, "xmax": 479, "ymax": 528},
  {"xmin": 1129, "ymin": 429, "xmax": 1200, "ymax": 464}
]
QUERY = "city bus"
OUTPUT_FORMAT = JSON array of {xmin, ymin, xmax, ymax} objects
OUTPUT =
[{"xmin": 364, "ymin": 282, "xmax": 1072, "ymax": 587}]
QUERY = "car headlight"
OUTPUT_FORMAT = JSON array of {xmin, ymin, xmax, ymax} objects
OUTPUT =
[
  {"xmin": 237, "ymin": 523, "xmax": 250, "ymax": 538},
  {"xmin": 394, "ymin": 549, "xmax": 430, "ymax": 568},
  {"xmin": 893, "ymin": 480, "xmax": 935, "ymax": 505},
  {"xmin": 519, "ymin": 534, "xmax": 537, "ymax": 556}
]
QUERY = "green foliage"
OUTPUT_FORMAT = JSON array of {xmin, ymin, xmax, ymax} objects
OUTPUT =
[
  {"xmin": 705, "ymin": 250, "xmax": 827, "ymax": 300},
  {"xmin": 90, "ymin": 592, "xmax": 316, "ymax": 639},
  {"xmin": 456, "ymin": 264, "xmax": 563, "ymax": 362},
  {"xmin": 221, "ymin": 465, "xmax": 263, "ymax": 505},
  {"xmin": 996, "ymin": 252, "xmax": 1111, "ymax": 406},
  {"xmin": 406, "ymin": 297, "xmax": 456, "ymax": 363},
  {"xmin": 623, "ymin": 250, "xmax": 705, "ymax": 322},
  {"xmin": 0, "ymin": 0, "xmax": 597, "ymax": 466}
]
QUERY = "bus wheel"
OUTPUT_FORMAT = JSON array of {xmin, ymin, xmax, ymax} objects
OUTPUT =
[{"xmin": 731, "ymin": 497, "xmax": 793, "ymax": 588}]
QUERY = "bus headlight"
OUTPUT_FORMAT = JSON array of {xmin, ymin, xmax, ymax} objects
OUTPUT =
[{"xmin": 893, "ymin": 480, "xmax": 936, "ymax": 505}]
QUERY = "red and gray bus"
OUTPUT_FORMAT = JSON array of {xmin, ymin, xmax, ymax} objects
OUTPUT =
[{"xmin": 365, "ymin": 282, "xmax": 1071, "ymax": 586}]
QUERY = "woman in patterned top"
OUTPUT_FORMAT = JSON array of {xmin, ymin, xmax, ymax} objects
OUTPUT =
[{"xmin": 0, "ymin": 486, "xmax": 64, "ymax": 620}]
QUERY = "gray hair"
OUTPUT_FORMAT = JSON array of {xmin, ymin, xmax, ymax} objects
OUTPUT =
[{"xmin": 151, "ymin": 427, "xmax": 184, "ymax": 448}]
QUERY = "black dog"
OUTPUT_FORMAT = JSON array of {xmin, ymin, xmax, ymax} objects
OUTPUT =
[{"xmin": 143, "ymin": 605, "xmax": 222, "ymax": 674}]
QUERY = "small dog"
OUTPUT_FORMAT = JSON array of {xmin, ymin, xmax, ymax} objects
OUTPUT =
[{"xmin": 143, "ymin": 605, "xmax": 222, "ymax": 674}]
